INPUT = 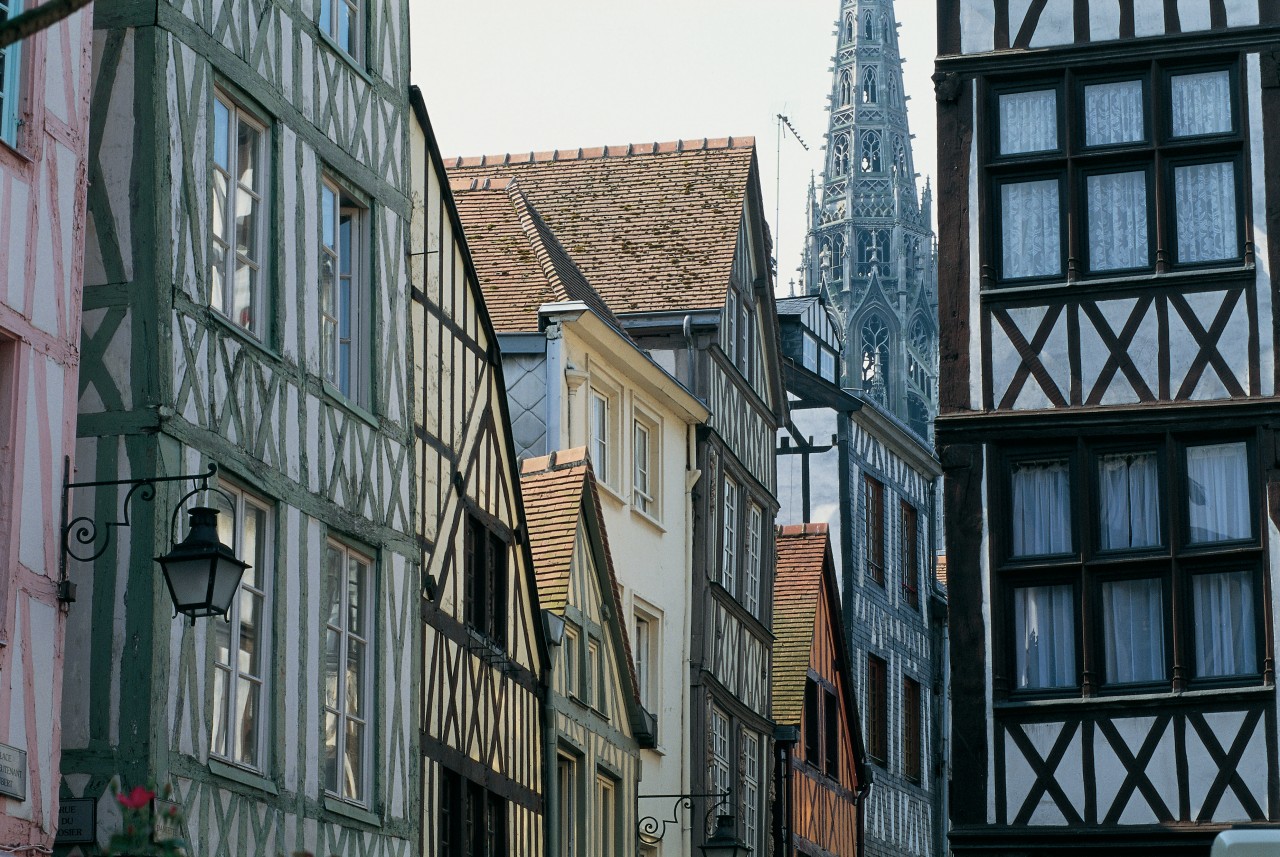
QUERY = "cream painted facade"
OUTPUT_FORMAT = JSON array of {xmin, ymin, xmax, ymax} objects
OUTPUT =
[{"xmin": 498, "ymin": 302, "xmax": 707, "ymax": 857}]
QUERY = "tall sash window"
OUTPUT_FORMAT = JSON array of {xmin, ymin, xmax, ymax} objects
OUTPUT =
[
  {"xmin": 1014, "ymin": 584, "xmax": 1076, "ymax": 689},
  {"xmin": 1187, "ymin": 442, "xmax": 1250, "ymax": 543},
  {"xmin": 1011, "ymin": 459, "xmax": 1071, "ymax": 557}
]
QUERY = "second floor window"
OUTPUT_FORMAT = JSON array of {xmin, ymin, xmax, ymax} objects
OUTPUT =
[
  {"xmin": 901, "ymin": 502, "xmax": 919, "ymax": 609},
  {"xmin": 743, "ymin": 505, "xmax": 762, "ymax": 616},
  {"xmin": 319, "ymin": 0, "xmax": 362, "ymax": 60},
  {"xmin": 903, "ymin": 676, "xmax": 922, "ymax": 783},
  {"xmin": 590, "ymin": 391, "xmax": 611, "ymax": 484},
  {"xmin": 320, "ymin": 180, "xmax": 367, "ymax": 404},
  {"xmin": 211, "ymin": 92, "xmax": 268, "ymax": 336},
  {"xmin": 633, "ymin": 420, "xmax": 654, "ymax": 516},
  {"xmin": 211, "ymin": 485, "xmax": 272, "ymax": 771},
  {"xmin": 864, "ymin": 475, "xmax": 885, "ymax": 585},
  {"xmin": 990, "ymin": 62, "xmax": 1244, "ymax": 284},
  {"xmin": 709, "ymin": 707, "xmax": 731, "ymax": 807},
  {"xmin": 465, "ymin": 515, "xmax": 507, "ymax": 646},
  {"xmin": 0, "ymin": 0, "xmax": 22, "ymax": 145},
  {"xmin": 440, "ymin": 770, "xmax": 507, "ymax": 857},
  {"xmin": 322, "ymin": 539, "xmax": 372, "ymax": 804},
  {"xmin": 867, "ymin": 654, "xmax": 887, "ymax": 764},
  {"xmin": 721, "ymin": 477, "xmax": 739, "ymax": 593},
  {"xmin": 741, "ymin": 731, "xmax": 760, "ymax": 845}
]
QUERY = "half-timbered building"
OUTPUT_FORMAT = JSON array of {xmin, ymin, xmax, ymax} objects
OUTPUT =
[
  {"xmin": 936, "ymin": 3, "xmax": 1280, "ymax": 854},
  {"xmin": 60, "ymin": 4, "xmax": 417, "ymax": 854},
  {"xmin": 0, "ymin": 2, "xmax": 93, "ymax": 848},
  {"xmin": 410, "ymin": 92, "xmax": 548, "ymax": 857},
  {"xmin": 449, "ymin": 171, "xmax": 709, "ymax": 857},
  {"xmin": 521, "ymin": 448, "xmax": 646, "ymax": 857},
  {"xmin": 775, "ymin": 294, "xmax": 946, "ymax": 857},
  {"xmin": 447, "ymin": 138, "xmax": 787, "ymax": 854},
  {"xmin": 773, "ymin": 524, "xmax": 870, "ymax": 857}
]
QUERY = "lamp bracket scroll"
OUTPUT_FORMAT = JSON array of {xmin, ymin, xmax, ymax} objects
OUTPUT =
[
  {"xmin": 58, "ymin": 458, "xmax": 227, "ymax": 602},
  {"xmin": 636, "ymin": 791, "xmax": 730, "ymax": 847}
]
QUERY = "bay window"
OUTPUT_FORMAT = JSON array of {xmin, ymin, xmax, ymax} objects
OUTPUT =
[
  {"xmin": 998, "ymin": 434, "xmax": 1263, "ymax": 698},
  {"xmin": 988, "ymin": 60, "xmax": 1244, "ymax": 285}
]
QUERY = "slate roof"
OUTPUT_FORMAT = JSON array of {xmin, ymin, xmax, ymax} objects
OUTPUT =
[
  {"xmin": 447, "ymin": 138, "xmax": 759, "ymax": 315},
  {"xmin": 450, "ymin": 177, "xmax": 623, "ymax": 333},
  {"xmin": 772, "ymin": 523, "xmax": 831, "ymax": 727},
  {"xmin": 775, "ymin": 295, "xmax": 820, "ymax": 316},
  {"xmin": 519, "ymin": 447, "xmax": 640, "ymax": 704}
]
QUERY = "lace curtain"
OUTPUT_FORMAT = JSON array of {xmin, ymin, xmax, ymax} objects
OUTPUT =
[
  {"xmin": 1012, "ymin": 459, "xmax": 1071, "ymax": 556},
  {"xmin": 1088, "ymin": 171, "xmax": 1148, "ymax": 271},
  {"xmin": 1187, "ymin": 442, "xmax": 1250, "ymax": 543},
  {"xmin": 999, "ymin": 89, "xmax": 1057, "ymax": 155},
  {"xmin": 1099, "ymin": 452, "xmax": 1160, "ymax": 549},
  {"xmin": 1193, "ymin": 570, "xmax": 1257, "ymax": 677},
  {"xmin": 1002, "ymin": 180, "xmax": 1061, "ymax": 279},
  {"xmin": 1102, "ymin": 578, "xmax": 1165, "ymax": 683},
  {"xmin": 1175, "ymin": 161, "xmax": 1237, "ymax": 263},
  {"xmin": 1085, "ymin": 80, "xmax": 1145, "ymax": 146},
  {"xmin": 1015, "ymin": 584, "xmax": 1075, "ymax": 688},
  {"xmin": 1171, "ymin": 70, "xmax": 1232, "ymax": 137}
]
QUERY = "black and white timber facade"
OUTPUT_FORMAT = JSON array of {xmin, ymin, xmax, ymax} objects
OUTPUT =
[{"xmin": 936, "ymin": 2, "xmax": 1280, "ymax": 855}]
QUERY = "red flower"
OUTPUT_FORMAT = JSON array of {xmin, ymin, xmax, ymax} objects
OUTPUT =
[{"xmin": 116, "ymin": 786, "xmax": 155, "ymax": 810}]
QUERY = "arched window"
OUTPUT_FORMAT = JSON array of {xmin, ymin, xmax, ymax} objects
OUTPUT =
[
  {"xmin": 844, "ymin": 12, "xmax": 854, "ymax": 42},
  {"xmin": 887, "ymin": 72, "xmax": 898, "ymax": 105},
  {"xmin": 831, "ymin": 233, "xmax": 845, "ymax": 284},
  {"xmin": 863, "ymin": 11, "xmax": 877, "ymax": 41},
  {"xmin": 857, "ymin": 228, "xmax": 892, "ymax": 277},
  {"xmin": 860, "ymin": 130, "xmax": 882, "ymax": 173},
  {"xmin": 861, "ymin": 65, "xmax": 879, "ymax": 104},
  {"xmin": 908, "ymin": 394, "xmax": 928, "ymax": 438},
  {"xmin": 894, "ymin": 137, "xmax": 908, "ymax": 177},
  {"xmin": 832, "ymin": 133, "xmax": 850, "ymax": 176},
  {"xmin": 861, "ymin": 314, "xmax": 891, "ymax": 389},
  {"xmin": 910, "ymin": 315, "xmax": 930, "ymax": 355},
  {"xmin": 839, "ymin": 69, "xmax": 852, "ymax": 106}
]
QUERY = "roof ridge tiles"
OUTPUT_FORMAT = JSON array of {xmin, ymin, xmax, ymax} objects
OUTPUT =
[
  {"xmin": 446, "ymin": 135, "xmax": 755, "ymax": 169},
  {"xmin": 777, "ymin": 522, "xmax": 830, "ymax": 537},
  {"xmin": 448, "ymin": 176, "xmax": 515, "ymax": 193}
]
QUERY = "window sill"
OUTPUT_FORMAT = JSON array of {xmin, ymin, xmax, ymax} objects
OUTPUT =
[
  {"xmin": 630, "ymin": 504, "xmax": 666, "ymax": 533},
  {"xmin": 323, "ymin": 795, "xmax": 380, "ymax": 827},
  {"xmin": 208, "ymin": 309, "xmax": 281, "ymax": 362},
  {"xmin": 595, "ymin": 478, "xmax": 628, "ymax": 508},
  {"xmin": 995, "ymin": 681, "xmax": 1273, "ymax": 710},
  {"xmin": 981, "ymin": 262, "xmax": 1253, "ymax": 301},
  {"xmin": 208, "ymin": 758, "xmax": 278, "ymax": 795},
  {"xmin": 321, "ymin": 381, "xmax": 378, "ymax": 428},
  {"xmin": 314, "ymin": 29, "xmax": 377, "ymax": 88}
]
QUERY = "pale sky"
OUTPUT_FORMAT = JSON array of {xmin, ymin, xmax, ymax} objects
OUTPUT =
[{"xmin": 411, "ymin": 1, "xmax": 939, "ymax": 291}]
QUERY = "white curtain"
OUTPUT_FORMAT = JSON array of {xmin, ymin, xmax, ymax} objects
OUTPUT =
[
  {"xmin": 1099, "ymin": 452, "xmax": 1160, "ymax": 549},
  {"xmin": 1012, "ymin": 460, "xmax": 1071, "ymax": 556},
  {"xmin": 1187, "ymin": 442, "xmax": 1250, "ymax": 543},
  {"xmin": 999, "ymin": 89, "xmax": 1057, "ymax": 155},
  {"xmin": 1002, "ymin": 180, "xmax": 1061, "ymax": 279},
  {"xmin": 1193, "ymin": 571, "xmax": 1257, "ymax": 677},
  {"xmin": 1102, "ymin": 578, "xmax": 1165, "ymax": 683},
  {"xmin": 1085, "ymin": 80, "xmax": 1144, "ymax": 146},
  {"xmin": 1088, "ymin": 171, "xmax": 1148, "ymax": 270},
  {"xmin": 1015, "ymin": 584, "xmax": 1075, "ymax": 688},
  {"xmin": 1175, "ymin": 162, "xmax": 1237, "ymax": 263},
  {"xmin": 1171, "ymin": 70, "xmax": 1233, "ymax": 137}
]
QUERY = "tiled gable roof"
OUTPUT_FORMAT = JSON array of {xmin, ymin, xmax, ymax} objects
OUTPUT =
[
  {"xmin": 519, "ymin": 448, "xmax": 640, "ymax": 705},
  {"xmin": 447, "ymin": 138, "xmax": 758, "ymax": 315},
  {"xmin": 451, "ymin": 177, "xmax": 623, "ymax": 333},
  {"xmin": 772, "ymin": 523, "xmax": 831, "ymax": 727}
]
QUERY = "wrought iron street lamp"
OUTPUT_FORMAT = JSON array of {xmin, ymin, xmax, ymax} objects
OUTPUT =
[
  {"xmin": 700, "ymin": 814, "xmax": 751, "ymax": 857},
  {"xmin": 59, "ymin": 460, "xmax": 249, "ymax": 621}
]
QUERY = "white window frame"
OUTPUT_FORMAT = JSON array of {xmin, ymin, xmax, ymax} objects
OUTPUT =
[
  {"xmin": 320, "ymin": 178, "xmax": 368, "ymax": 405},
  {"xmin": 589, "ymin": 389, "xmax": 614, "ymax": 486},
  {"xmin": 632, "ymin": 414, "xmax": 660, "ymax": 519},
  {"xmin": 210, "ymin": 484, "xmax": 273, "ymax": 772},
  {"xmin": 0, "ymin": 0, "xmax": 22, "ymax": 145},
  {"xmin": 721, "ymin": 477, "xmax": 739, "ymax": 594},
  {"xmin": 633, "ymin": 604, "xmax": 661, "ymax": 718},
  {"xmin": 744, "ymin": 504, "xmax": 762, "ymax": 616},
  {"xmin": 211, "ymin": 91, "xmax": 269, "ymax": 337},
  {"xmin": 558, "ymin": 752, "xmax": 580, "ymax": 857},
  {"xmin": 709, "ymin": 707, "xmax": 731, "ymax": 819},
  {"xmin": 587, "ymin": 635, "xmax": 603, "ymax": 711},
  {"xmin": 323, "ymin": 538, "xmax": 373, "ymax": 805},
  {"xmin": 319, "ymin": 0, "xmax": 363, "ymax": 61},
  {"xmin": 741, "ymin": 730, "xmax": 760, "ymax": 846},
  {"xmin": 725, "ymin": 292, "xmax": 738, "ymax": 363},
  {"xmin": 596, "ymin": 771, "xmax": 617, "ymax": 857}
]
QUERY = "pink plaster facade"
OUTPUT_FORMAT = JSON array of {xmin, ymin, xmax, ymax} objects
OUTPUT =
[{"xmin": 0, "ymin": 3, "xmax": 94, "ymax": 848}]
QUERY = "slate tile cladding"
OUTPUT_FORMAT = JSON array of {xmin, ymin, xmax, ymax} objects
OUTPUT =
[{"xmin": 446, "ymin": 137, "xmax": 757, "ymax": 315}]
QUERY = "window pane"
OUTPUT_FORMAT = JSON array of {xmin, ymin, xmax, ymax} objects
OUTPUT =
[
  {"xmin": 213, "ymin": 100, "xmax": 230, "ymax": 168},
  {"xmin": 1014, "ymin": 584, "xmax": 1075, "ymax": 689},
  {"xmin": 1174, "ymin": 161, "xmax": 1237, "ymax": 263},
  {"xmin": 1087, "ymin": 171, "xmax": 1148, "ymax": 271},
  {"xmin": 1011, "ymin": 459, "xmax": 1071, "ymax": 556},
  {"xmin": 1085, "ymin": 80, "xmax": 1144, "ymax": 146},
  {"xmin": 235, "ymin": 676, "xmax": 260, "ymax": 766},
  {"xmin": 1098, "ymin": 452, "xmax": 1160, "ymax": 549},
  {"xmin": 1187, "ymin": 442, "xmax": 1250, "ymax": 543},
  {"xmin": 1193, "ymin": 571, "xmax": 1257, "ymax": 677},
  {"xmin": 1171, "ymin": 70, "xmax": 1232, "ymax": 137},
  {"xmin": 802, "ymin": 334, "xmax": 818, "ymax": 373},
  {"xmin": 344, "ymin": 717, "xmax": 364, "ymax": 800},
  {"xmin": 591, "ymin": 394, "xmax": 608, "ymax": 481},
  {"xmin": 999, "ymin": 89, "xmax": 1057, "ymax": 154},
  {"xmin": 1102, "ymin": 578, "xmax": 1165, "ymax": 683},
  {"xmin": 1001, "ymin": 179, "xmax": 1061, "ymax": 279}
]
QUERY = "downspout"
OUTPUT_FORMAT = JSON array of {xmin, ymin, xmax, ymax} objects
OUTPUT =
[
  {"xmin": 544, "ymin": 322, "xmax": 564, "ymax": 455},
  {"xmin": 854, "ymin": 781, "xmax": 872, "ymax": 857},
  {"xmin": 682, "ymin": 314, "xmax": 696, "ymax": 389},
  {"xmin": 683, "ymin": 421, "xmax": 701, "ymax": 854},
  {"xmin": 772, "ymin": 727, "xmax": 797, "ymax": 857}
]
